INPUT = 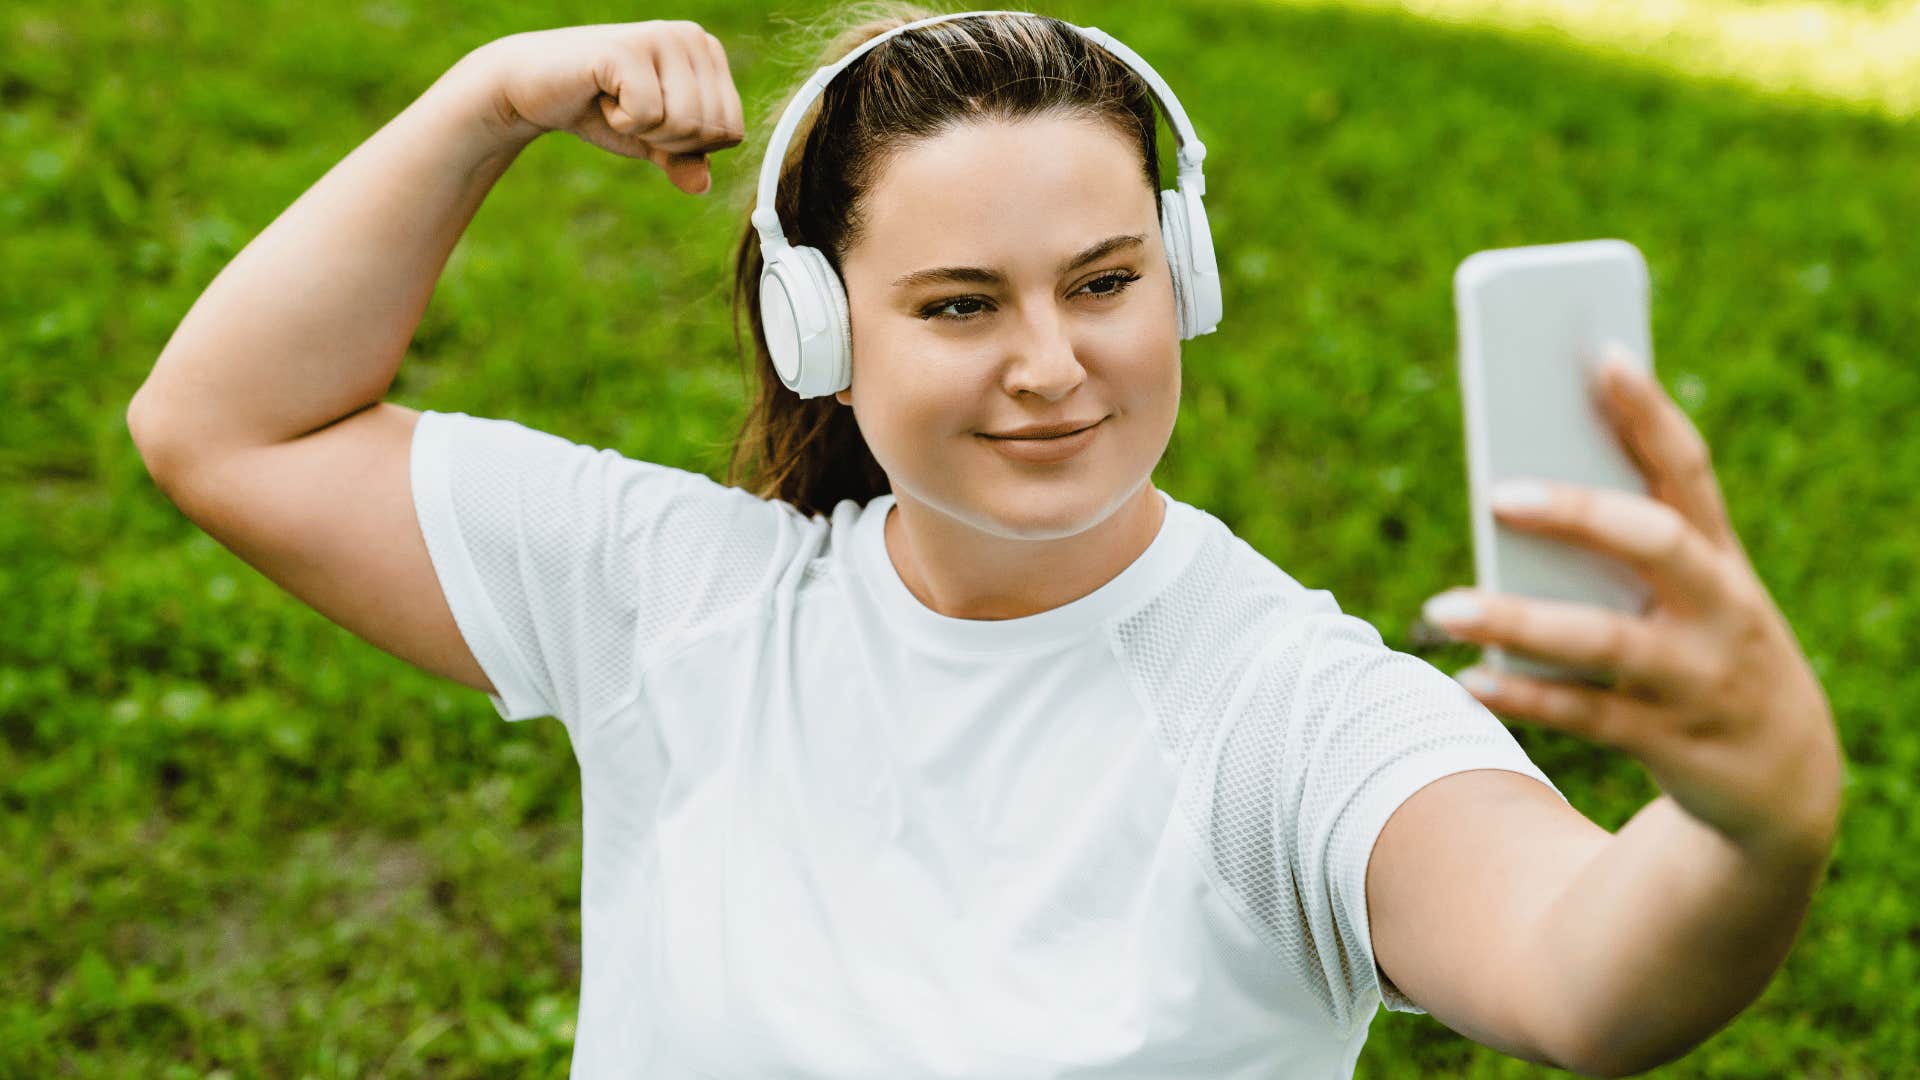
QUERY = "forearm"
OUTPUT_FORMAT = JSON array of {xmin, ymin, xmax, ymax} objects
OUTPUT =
[
  {"xmin": 1524, "ymin": 793, "xmax": 1835, "ymax": 1077},
  {"xmin": 129, "ymin": 45, "xmax": 529, "ymax": 463}
]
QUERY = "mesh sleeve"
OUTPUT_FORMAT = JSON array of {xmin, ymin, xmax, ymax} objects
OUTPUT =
[
  {"xmin": 1111, "ymin": 532, "xmax": 1569, "ymax": 1036},
  {"xmin": 409, "ymin": 409, "xmax": 805, "ymax": 727},
  {"xmin": 1282, "ymin": 607, "xmax": 1569, "ymax": 1028}
]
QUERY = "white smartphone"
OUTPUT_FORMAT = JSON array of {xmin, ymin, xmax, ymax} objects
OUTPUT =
[{"xmin": 1453, "ymin": 238, "xmax": 1657, "ymax": 683}]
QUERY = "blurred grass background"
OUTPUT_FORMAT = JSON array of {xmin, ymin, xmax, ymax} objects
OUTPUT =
[{"xmin": 4, "ymin": 0, "xmax": 1915, "ymax": 1074}]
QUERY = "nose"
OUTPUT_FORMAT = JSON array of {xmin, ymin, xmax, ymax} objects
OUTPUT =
[{"xmin": 1002, "ymin": 304, "xmax": 1087, "ymax": 402}]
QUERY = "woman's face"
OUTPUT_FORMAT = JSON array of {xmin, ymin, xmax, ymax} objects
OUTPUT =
[{"xmin": 835, "ymin": 113, "xmax": 1181, "ymax": 541}]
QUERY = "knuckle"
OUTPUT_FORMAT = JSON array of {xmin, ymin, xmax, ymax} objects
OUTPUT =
[
  {"xmin": 1572, "ymin": 489, "xmax": 1610, "ymax": 539},
  {"xmin": 1478, "ymin": 594, "xmax": 1508, "ymax": 633},
  {"xmin": 1702, "ymin": 650, "xmax": 1740, "ymax": 701},
  {"xmin": 1708, "ymin": 557, "xmax": 1750, "ymax": 609},
  {"xmin": 1736, "ymin": 569, "xmax": 1772, "ymax": 615},
  {"xmin": 1559, "ymin": 484, "xmax": 1590, "ymax": 523},
  {"xmin": 1683, "ymin": 637, "xmax": 1742, "ymax": 710},
  {"xmin": 1633, "ymin": 624, "xmax": 1685, "ymax": 698},
  {"xmin": 1587, "ymin": 696, "xmax": 1632, "ymax": 748},
  {"xmin": 1678, "ymin": 432, "xmax": 1713, "ymax": 481},
  {"xmin": 632, "ymin": 95, "xmax": 667, "ymax": 129},
  {"xmin": 1650, "ymin": 502, "xmax": 1689, "ymax": 565},
  {"xmin": 1541, "ymin": 683, "xmax": 1583, "ymax": 728},
  {"xmin": 1603, "ymin": 613, "xmax": 1637, "ymax": 671},
  {"xmin": 633, "ymin": 20, "xmax": 700, "ymax": 52},
  {"xmin": 1492, "ymin": 673, "xmax": 1533, "ymax": 711}
]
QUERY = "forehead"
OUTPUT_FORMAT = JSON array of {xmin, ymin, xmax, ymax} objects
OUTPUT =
[{"xmin": 848, "ymin": 114, "xmax": 1154, "ymax": 269}]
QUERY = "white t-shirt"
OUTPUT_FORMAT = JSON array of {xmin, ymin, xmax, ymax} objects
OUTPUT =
[{"xmin": 410, "ymin": 409, "xmax": 1570, "ymax": 1079}]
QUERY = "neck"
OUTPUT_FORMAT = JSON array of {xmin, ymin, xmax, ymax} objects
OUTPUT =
[{"xmin": 882, "ymin": 482, "xmax": 1167, "ymax": 621}]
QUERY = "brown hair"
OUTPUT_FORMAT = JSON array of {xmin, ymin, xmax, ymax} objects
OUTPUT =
[{"xmin": 722, "ymin": 3, "xmax": 1166, "ymax": 518}]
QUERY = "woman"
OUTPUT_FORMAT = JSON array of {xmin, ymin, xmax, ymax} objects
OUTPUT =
[{"xmin": 127, "ymin": 5, "xmax": 1845, "ymax": 1077}]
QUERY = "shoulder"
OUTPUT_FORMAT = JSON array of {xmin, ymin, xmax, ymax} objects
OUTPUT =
[
  {"xmin": 423, "ymin": 407, "xmax": 843, "ymax": 609},
  {"xmin": 421, "ymin": 409, "xmax": 760, "ymax": 561},
  {"xmin": 421, "ymin": 407, "xmax": 819, "ymax": 525},
  {"xmin": 1111, "ymin": 508, "xmax": 1368, "ymax": 714}
]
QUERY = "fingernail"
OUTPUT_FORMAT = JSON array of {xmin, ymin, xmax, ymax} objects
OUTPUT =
[
  {"xmin": 1490, "ymin": 479, "xmax": 1552, "ymax": 512},
  {"xmin": 1457, "ymin": 667, "xmax": 1501, "ymax": 695},
  {"xmin": 1599, "ymin": 341, "xmax": 1637, "ymax": 386},
  {"xmin": 1422, "ymin": 590, "xmax": 1483, "ymax": 625}
]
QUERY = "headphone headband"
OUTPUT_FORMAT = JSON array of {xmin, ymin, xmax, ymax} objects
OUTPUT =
[
  {"xmin": 749, "ymin": 9, "xmax": 1209, "ymax": 251},
  {"xmin": 748, "ymin": 9, "xmax": 1221, "ymax": 399}
]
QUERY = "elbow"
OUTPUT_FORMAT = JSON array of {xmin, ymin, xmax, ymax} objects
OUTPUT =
[
  {"xmin": 1522, "ymin": 967, "xmax": 1705, "ymax": 1078},
  {"xmin": 126, "ymin": 389, "xmax": 199, "ymax": 502},
  {"xmin": 1567, "ymin": 1060, "xmax": 1661, "ymax": 1079},
  {"xmin": 126, "ymin": 383, "xmax": 173, "ymax": 452},
  {"xmin": 126, "ymin": 391, "xmax": 164, "ymax": 469},
  {"xmin": 1555, "ymin": 1034, "xmax": 1695, "ymax": 1079},
  {"xmin": 1565, "ymin": 1060, "xmax": 1633, "ymax": 1080}
]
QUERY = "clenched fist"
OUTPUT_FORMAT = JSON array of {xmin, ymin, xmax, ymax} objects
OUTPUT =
[{"xmin": 461, "ymin": 21, "xmax": 747, "ymax": 194}]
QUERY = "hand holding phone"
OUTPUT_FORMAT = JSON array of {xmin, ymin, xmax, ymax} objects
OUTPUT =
[
  {"xmin": 1447, "ymin": 238, "xmax": 1656, "ymax": 682},
  {"xmin": 1420, "ymin": 239, "xmax": 1845, "ymax": 868}
]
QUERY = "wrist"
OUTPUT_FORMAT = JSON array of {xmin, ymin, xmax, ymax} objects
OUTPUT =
[
  {"xmin": 1739, "ymin": 733, "xmax": 1845, "ymax": 874},
  {"xmin": 436, "ymin": 42, "xmax": 544, "ymax": 159}
]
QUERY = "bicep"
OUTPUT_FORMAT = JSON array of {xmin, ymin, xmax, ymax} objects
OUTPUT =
[
  {"xmin": 1366, "ymin": 767, "xmax": 1612, "ymax": 1068},
  {"xmin": 133, "ymin": 401, "xmax": 495, "ymax": 696}
]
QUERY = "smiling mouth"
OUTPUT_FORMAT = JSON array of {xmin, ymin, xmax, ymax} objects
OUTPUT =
[
  {"xmin": 987, "ymin": 430, "xmax": 1082, "ymax": 441},
  {"xmin": 980, "ymin": 420, "xmax": 1105, "ymax": 440}
]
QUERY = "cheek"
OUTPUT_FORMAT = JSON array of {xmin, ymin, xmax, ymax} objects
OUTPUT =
[
  {"xmin": 1106, "ymin": 331, "xmax": 1180, "ymax": 401},
  {"xmin": 850, "ymin": 362, "xmax": 972, "ymax": 463}
]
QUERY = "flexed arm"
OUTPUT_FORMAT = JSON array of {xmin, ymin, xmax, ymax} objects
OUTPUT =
[
  {"xmin": 128, "ymin": 21, "xmax": 745, "ymax": 469},
  {"xmin": 120, "ymin": 23, "xmax": 748, "ymax": 708}
]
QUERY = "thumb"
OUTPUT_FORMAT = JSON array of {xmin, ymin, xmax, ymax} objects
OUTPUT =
[{"xmin": 652, "ymin": 149, "xmax": 711, "ymax": 195}]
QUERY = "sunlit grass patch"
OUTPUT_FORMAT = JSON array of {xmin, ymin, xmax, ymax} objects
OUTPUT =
[{"xmin": 1269, "ymin": 0, "xmax": 1920, "ymax": 118}]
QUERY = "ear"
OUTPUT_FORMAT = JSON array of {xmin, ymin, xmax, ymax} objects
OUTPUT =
[{"xmin": 834, "ymin": 388, "xmax": 852, "ymax": 407}]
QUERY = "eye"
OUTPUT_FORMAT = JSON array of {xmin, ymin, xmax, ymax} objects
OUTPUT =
[{"xmin": 916, "ymin": 270, "xmax": 1145, "ymax": 322}]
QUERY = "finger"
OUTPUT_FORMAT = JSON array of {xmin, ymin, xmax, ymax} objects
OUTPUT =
[
  {"xmin": 1422, "ymin": 589, "xmax": 1700, "ymax": 698},
  {"xmin": 1490, "ymin": 480, "xmax": 1738, "ymax": 614},
  {"xmin": 674, "ymin": 30, "xmax": 723, "ymax": 148},
  {"xmin": 686, "ymin": 32, "xmax": 740, "ymax": 150},
  {"xmin": 580, "ymin": 107, "xmax": 659, "ymax": 161},
  {"xmin": 598, "ymin": 56, "xmax": 664, "ymax": 140},
  {"xmin": 1593, "ymin": 343, "xmax": 1740, "ymax": 553},
  {"xmin": 707, "ymin": 33, "xmax": 745, "ymax": 141},
  {"xmin": 1455, "ymin": 665, "xmax": 1668, "ymax": 755},
  {"xmin": 644, "ymin": 34, "xmax": 707, "ymax": 152},
  {"xmin": 640, "ymin": 41, "xmax": 717, "ymax": 193}
]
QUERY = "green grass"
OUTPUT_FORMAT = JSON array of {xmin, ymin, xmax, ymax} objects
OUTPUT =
[{"xmin": 4, "ymin": 0, "xmax": 1915, "ymax": 1074}]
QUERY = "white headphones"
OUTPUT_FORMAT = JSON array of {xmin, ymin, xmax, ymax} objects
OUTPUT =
[{"xmin": 749, "ymin": 9, "xmax": 1222, "ymax": 399}]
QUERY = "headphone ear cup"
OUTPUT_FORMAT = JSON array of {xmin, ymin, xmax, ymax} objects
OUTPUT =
[
  {"xmin": 759, "ymin": 245, "xmax": 853, "ymax": 398},
  {"xmin": 759, "ymin": 252, "xmax": 806, "ymax": 392},
  {"xmin": 793, "ymin": 245, "xmax": 853, "ymax": 396},
  {"xmin": 1172, "ymin": 184, "xmax": 1222, "ymax": 338},
  {"xmin": 1159, "ymin": 189, "xmax": 1194, "ymax": 339}
]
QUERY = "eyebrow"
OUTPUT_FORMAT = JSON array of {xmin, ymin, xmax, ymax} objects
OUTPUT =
[{"xmin": 889, "ymin": 233, "xmax": 1147, "ymax": 290}]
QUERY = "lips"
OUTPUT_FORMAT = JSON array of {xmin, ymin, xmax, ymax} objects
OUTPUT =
[
  {"xmin": 980, "ymin": 419, "xmax": 1104, "ymax": 440},
  {"xmin": 977, "ymin": 417, "xmax": 1103, "ymax": 463}
]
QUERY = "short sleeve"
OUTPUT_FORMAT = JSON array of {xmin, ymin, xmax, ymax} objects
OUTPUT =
[
  {"xmin": 1108, "ymin": 528, "xmax": 1572, "ymax": 1038},
  {"xmin": 1282, "ymin": 607, "xmax": 1570, "ymax": 1027},
  {"xmin": 409, "ymin": 409, "xmax": 808, "ymax": 726}
]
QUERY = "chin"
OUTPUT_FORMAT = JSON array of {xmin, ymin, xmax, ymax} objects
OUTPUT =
[{"xmin": 964, "ymin": 480, "xmax": 1138, "ymax": 542}]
